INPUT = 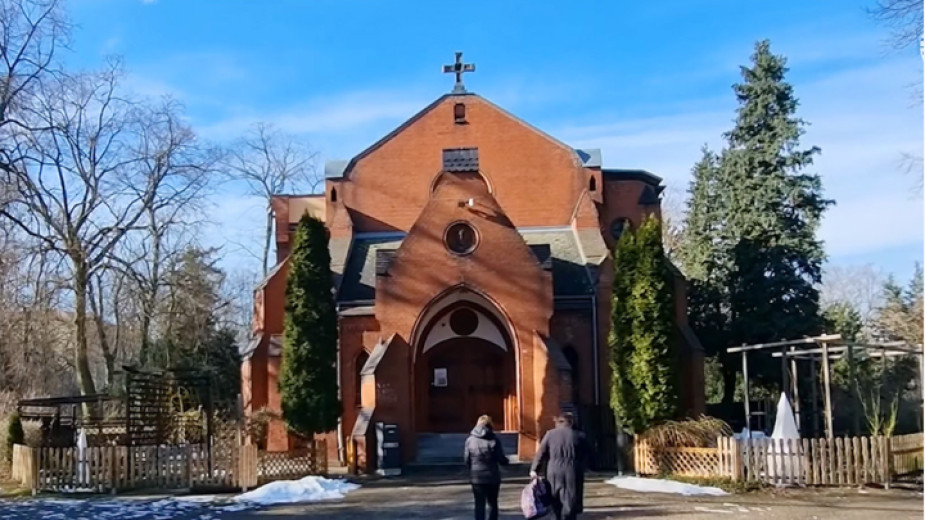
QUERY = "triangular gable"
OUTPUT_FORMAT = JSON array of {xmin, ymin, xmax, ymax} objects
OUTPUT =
[{"xmin": 332, "ymin": 93, "xmax": 591, "ymax": 180}]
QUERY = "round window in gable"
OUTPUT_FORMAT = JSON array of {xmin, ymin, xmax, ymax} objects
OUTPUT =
[
  {"xmin": 610, "ymin": 218, "xmax": 629, "ymax": 240},
  {"xmin": 444, "ymin": 221, "xmax": 478, "ymax": 255},
  {"xmin": 449, "ymin": 308, "xmax": 478, "ymax": 336}
]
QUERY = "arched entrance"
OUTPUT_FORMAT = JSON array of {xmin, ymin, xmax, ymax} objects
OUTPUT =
[{"xmin": 414, "ymin": 300, "xmax": 517, "ymax": 433}]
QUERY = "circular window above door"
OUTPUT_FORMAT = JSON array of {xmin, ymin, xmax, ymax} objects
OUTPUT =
[
  {"xmin": 449, "ymin": 308, "xmax": 478, "ymax": 336},
  {"xmin": 444, "ymin": 221, "xmax": 478, "ymax": 255}
]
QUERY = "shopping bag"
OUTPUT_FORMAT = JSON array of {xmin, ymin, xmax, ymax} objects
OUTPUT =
[{"xmin": 520, "ymin": 477, "xmax": 551, "ymax": 519}]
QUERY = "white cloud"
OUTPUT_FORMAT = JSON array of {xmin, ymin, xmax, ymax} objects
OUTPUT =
[
  {"xmin": 197, "ymin": 90, "xmax": 428, "ymax": 142},
  {"xmin": 549, "ymin": 57, "xmax": 923, "ymax": 261}
]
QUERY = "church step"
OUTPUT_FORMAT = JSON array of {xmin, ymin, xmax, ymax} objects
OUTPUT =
[{"xmin": 415, "ymin": 432, "xmax": 518, "ymax": 463}]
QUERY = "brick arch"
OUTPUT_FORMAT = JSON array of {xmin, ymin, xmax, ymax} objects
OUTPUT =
[
  {"xmin": 410, "ymin": 284, "xmax": 517, "ymax": 364},
  {"xmin": 429, "ymin": 169, "xmax": 495, "ymax": 197},
  {"xmin": 411, "ymin": 285, "xmax": 520, "ymax": 433}
]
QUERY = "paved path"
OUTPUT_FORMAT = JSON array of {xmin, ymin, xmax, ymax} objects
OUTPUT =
[
  {"xmin": 223, "ymin": 474, "xmax": 923, "ymax": 520},
  {"xmin": 0, "ymin": 474, "xmax": 921, "ymax": 520}
]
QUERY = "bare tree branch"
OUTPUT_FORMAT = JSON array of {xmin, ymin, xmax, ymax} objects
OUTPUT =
[{"xmin": 222, "ymin": 122, "xmax": 319, "ymax": 274}]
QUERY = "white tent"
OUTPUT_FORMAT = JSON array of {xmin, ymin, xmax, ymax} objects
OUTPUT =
[{"xmin": 766, "ymin": 392, "xmax": 802, "ymax": 481}]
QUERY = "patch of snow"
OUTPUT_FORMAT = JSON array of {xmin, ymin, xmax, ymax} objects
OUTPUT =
[
  {"xmin": 733, "ymin": 428, "xmax": 766, "ymax": 440},
  {"xmin": 606, "ymin": 476, "xmax": 728, "ymax": 496},
  {"xmin": 233, "ymin": 476, "xmax": 360, "ymax": 505},
  {"xmin": 174, "ymin": 494, "xmax": 220, "ymax": 503}
]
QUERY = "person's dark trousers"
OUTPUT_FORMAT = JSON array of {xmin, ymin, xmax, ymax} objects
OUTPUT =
[
  {"xmin": 552, "ymin": 496, "xmax": 578, "ymax": 520},
  {"xmin": 471, "ymin": 483, "xmax": 500, "ymax": 520}
]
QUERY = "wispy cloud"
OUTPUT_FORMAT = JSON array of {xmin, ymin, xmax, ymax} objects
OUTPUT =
[
  {"xmin": 550, "ymin": 57, "xmax": 923, "ymax": 263},
  {"xmin": 197, "ymin": 89, "xmax": 429, "ymax": 142}
]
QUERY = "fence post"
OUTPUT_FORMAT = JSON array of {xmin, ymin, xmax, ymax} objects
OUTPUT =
[{"xmin": 29, "ymin": 446, "xmax": 39, "ymax": 495}]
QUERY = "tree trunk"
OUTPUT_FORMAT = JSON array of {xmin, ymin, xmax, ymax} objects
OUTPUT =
[
  {"xmin": 88, "ymin": 275, "xmax": 116, "ymax": 390},
  {"xmin": 263, "ymin": 207, "xmax": 273, "ymax": 275},
  {"xmin": 73, "ymin": 259, "xmax": 97, "ymax": 398},
  {"xmin": 139, "ymin": 212, "xmax": 163, "ymax": 365}
]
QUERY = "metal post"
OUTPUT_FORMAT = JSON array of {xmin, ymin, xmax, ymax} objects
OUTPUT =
[
  {"xmin": 742, "ymin": 351, "xmax": 751, "ymax": 432},
  {"xmin": 790, "ymin": 347, "xmax": 801, "ymax": 433},
  {"xmin": 821, "ymin": 342, "xmax": 834, "ymax": 439},
  {"xmin": 781, "ymin": 345, "xmax": 790, "ymax": 399}
]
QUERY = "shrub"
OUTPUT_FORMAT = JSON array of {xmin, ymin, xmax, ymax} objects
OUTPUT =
[{"xmin": 639, "ymin": 415, "xmax": 732, "ymax": 449}]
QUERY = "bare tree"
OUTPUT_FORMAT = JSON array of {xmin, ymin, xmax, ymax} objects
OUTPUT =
[
  {"xmin": 0, "ymin": 65, "xmax": 213, "ymax": 396},
  {"xmin": 821, "ymin": 263, "xmax": 887, "ymax": 325},
  {"xmin": 868, "ymin": 0, "xmax": 924, "ymax": 51},
  {"xmin": 868, "ymin": 0, "xmax": 924, "ymax": 192},
  {"xmin": 223, "ymin": 123, "xmax": 319, "ymax": 275},
  {"xmin": 0, "ymin": 0, "xmax": 68, "ymax": 135},
  {"xmin": 660, "ymin": 187, "xmax": 686, "ymax": 268},
  {"xmin": 107, "ymin": 99, "xmax": 216, "ymax": 366}
]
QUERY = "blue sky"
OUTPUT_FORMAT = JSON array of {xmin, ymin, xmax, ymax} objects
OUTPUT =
[{"xmin": 66, "ymin": 0, "xmax": 923, "ymax": 282}]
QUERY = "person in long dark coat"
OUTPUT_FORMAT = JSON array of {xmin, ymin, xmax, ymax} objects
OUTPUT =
[
  {"xmin": 529, "ymin": 413, "xmax": 590, "ymax": 520},
  {"xmin": 464, "ymin": 415, "xmax": 509, "ymax": 520}
]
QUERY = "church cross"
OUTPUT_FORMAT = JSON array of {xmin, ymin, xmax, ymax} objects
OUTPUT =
[{"xmin": 442, "ymin": 51, "xmax": 475, "ymax": 94}]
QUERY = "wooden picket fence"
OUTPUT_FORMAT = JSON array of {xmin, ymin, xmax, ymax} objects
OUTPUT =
[
  {"xmin": 635, "ymin": 432, "xmax": 923, "ymax": 487},
  {"xmin": 11, "ymin": 440, "xmax": 325, "ymax": 493}
]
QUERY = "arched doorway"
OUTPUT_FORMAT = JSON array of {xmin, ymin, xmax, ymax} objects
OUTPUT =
[{"xmin": 414, "ymin": 300, "xmax": 516, "ymax": 433}]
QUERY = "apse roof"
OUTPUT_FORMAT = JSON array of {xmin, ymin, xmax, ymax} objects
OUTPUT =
[{"xmin": 336, "ymin": 228, "xmax": 596, "ymax": 303}]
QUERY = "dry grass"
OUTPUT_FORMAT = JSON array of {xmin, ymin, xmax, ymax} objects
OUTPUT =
[{"xmin": 639, "ymin": 415, "xmax": 733, "ymax": 449}]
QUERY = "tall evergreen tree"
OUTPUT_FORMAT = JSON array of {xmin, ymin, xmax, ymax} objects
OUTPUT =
[
  {"xmin": 680, "ymin": 40, "xmax": 832, "ymax": 403},
  {"xmin": 610, "ymin": 216, "xmax": 679, "ymax": 433},
  {"xmin": 279, "ymin": 213, "xmax": 339, "ymax": 436}
]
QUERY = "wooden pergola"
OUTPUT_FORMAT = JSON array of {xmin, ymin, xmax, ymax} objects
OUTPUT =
[{"xmin": 727, "ymin": 334, "xmax": 924, "ymax": 439}]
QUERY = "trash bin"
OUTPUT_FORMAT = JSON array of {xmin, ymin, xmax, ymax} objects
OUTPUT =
[{"xmin": 376, "ymin": 422, "xmax": 401, "ymax": 476}]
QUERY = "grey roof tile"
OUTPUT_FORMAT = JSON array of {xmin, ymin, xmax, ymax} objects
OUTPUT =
[
  {"xmin": 337, "ymin": 228, "xmax": 599, "ymax": 302},
  {"xmin": 520, "ymin": 230, "xmax": 595, "ymax": 296},
  {"xmin": 338, "ymin": 236, "xmax": 404, "ymax": 302},
  {"xmin": 239, "ymin": 334, "xmax": 262, "ymax": 360},
  {"xmin": 325, "ymin": 160, "xmax": 349, "ymax": 179},
  {"xmin": 574, "ymin": 148, "xmax": 601, "ymax": 168},
  {"xmin": 442, "ymin": 147, "xmax": 479, "ymax": 172}
]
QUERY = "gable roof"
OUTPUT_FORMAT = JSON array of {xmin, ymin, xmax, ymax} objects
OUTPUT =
[{"xmin": 325, "ymin": 92, "xmax": 592, "ymax": 180}]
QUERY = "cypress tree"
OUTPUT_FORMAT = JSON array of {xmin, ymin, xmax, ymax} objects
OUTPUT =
[
  {"xmin": 610, "ymin": 216, "xmax": 679, "ymax": 433},
  {"xmin": 279, "ymin": 213, "xmax": 340, "ymax": 436},
  {"xmin": 680, "ymin": 40, "xmax": 832, "ymax": 402}
]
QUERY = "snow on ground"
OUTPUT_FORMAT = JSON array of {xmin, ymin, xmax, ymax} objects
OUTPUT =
[
  {"xmin": 233, "ymin": 476, "xmax": 360, "ymax": 505},
  {"xmin": 0, "ymin": 495, "xmax": 255, "ymax": 520},
  {"xmin": 606, "ymin": 476, "xmax": 728, "ymax": 496},
  {"xmin": 0, "ymin": 477, "xmax": 360, "ymax": 519}
]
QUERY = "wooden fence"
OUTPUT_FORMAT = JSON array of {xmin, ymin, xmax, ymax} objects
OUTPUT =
[
  {"xmin": 635, "ymin": 432, "xmax": 923, "ymax": 487},
  {"xmin": 257, "ymin": 442, "xmax": 327, "ymax": 484},
  {"xmin": 11, "ymin": 440, "xmax": 325, "ymax": 493},
  {"xmin": 634, "ymin": 437, "xmax": 738, "ymax": 478}
]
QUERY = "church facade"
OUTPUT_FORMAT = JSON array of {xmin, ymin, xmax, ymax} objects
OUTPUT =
[{"xmin": 241, "ymin": 68, "xmax": 704, "ymax": 469}]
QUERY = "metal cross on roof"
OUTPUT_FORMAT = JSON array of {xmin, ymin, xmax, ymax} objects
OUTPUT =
[{"xmin": 443, "ymin": 51, "xmax": 475, "ymax": 94}]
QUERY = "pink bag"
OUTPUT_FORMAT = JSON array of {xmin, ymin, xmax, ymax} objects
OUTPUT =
[{"xmin": 520, "ymin": 477, "xmax": 551, "ymax": 519}]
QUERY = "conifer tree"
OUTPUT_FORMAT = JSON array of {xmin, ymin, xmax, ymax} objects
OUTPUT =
[
  {"xmin": 680, "ymin": 40, "xmax": 831, "ymax": 402},
  {"xmin": 279, "ymin": 213, "xmax": 340, "ymax": 435},
  {"xmin": 610, "ymin": 216, "xmax": 679, "ymax": 433}
]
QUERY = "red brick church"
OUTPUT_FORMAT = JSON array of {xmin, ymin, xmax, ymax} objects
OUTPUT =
[{"xmin": 241, "ymin": 55, "xmax": 704, "ymax": 470}]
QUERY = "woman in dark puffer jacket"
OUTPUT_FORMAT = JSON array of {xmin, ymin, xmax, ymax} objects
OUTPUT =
[{"xmin": 464, "ymin": 415, "xmax": 509, "ymax": 520}]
